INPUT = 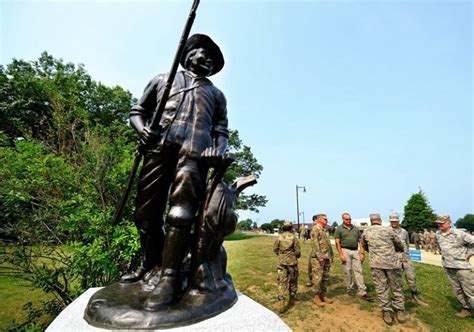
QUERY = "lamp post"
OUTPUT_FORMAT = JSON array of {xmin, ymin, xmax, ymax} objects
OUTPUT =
[{"xmin": 296, "ymin": 185, "xmax": 306, "ymax": 230}]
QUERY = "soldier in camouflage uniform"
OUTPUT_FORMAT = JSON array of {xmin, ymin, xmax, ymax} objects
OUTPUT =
[
  {"xmin": 389, "ymin": 212, "xmax": 428, "ymax": 306},
  {"xmin": 310, "ymin": 213, "xmax": 334, "ymax": 307},
  {"xmin": 273, "ymin": 221, "xmax": 301, "ymax": 313},
  {"xmin": 306, "ymin": 215, "xmax": 318, "ymax": 287},
  {"xmin": 362, "ymin": 213, "xmax": 408, "ymax": 325},
  {"xmin": 430, "ymin": 230, "xmax": 439, "ymax": 254},
  {"xmin": 299, "ymin": 224, "xmax": 307, "ymax": 241},
  {"xmin": 435, "ymin": 215, "xmax": 474, "ymax": 318},
  {"xmin": 418, "ymin": 231, "xmax": 425, "ymax": 250},
  {"xmin": 423, "ymin": 229, "xmax": 431, "ymax": 252}
]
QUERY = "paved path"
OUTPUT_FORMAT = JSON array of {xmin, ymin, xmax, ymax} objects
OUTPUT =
[{"xmin": 411, "ymin": 247, "xmax": 442, "ymax": 266}]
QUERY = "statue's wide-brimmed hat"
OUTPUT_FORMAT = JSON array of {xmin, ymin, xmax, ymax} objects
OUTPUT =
[{"xmin": 180, "ymin": 33, "xmax": 224, "ymax": 75}]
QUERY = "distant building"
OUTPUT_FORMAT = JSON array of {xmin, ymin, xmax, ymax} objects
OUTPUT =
[{"xmin": 353, "ymin": 217, "xmax": 389, "ymax": 229}]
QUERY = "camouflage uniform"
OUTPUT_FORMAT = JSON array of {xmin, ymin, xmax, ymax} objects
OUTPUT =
[
  {"xmin": 430, "ymin": 230, "xmax": 438, "ymax": 254},
  {"xmin": 299, "ymin": 225, "xmax": 307, "ymax": 241},
  {"xmin": 310, "ymin": 223, "xmax": 333, "ymax": 296},
  {"xmin": 274, "ymin": 225, "xmax": 301, "ymax": 301},
  {"xmin": 436, "ymin": 215, "xmax": 474, "ymax": 312},
  {"xmin": 392, "ymin": 227, "xmax": 418, "ymax": 293},
  {"xmin": 423, "ymin": 230, "xmax": 431, "ymax": 252},
  {"xmin": 362, "ymin": 216, "xmax": 405, "ymax": 314},
  {"xmin": 418, "ymin": 232, "xmax": 425, "ymax": 250}
]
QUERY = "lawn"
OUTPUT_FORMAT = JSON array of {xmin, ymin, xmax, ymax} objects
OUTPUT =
[
  {"xmin": 225, "ymin": 234, "xmax": 473, "ymax": 331},
  {"xmin": 1, "ymin": 234, "xmax": 472, "ymax": 331}
]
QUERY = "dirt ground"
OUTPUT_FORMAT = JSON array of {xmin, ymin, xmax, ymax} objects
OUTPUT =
[{"xmin": 275, "ymin": 286, "xmax": 430, "ymax": 332}]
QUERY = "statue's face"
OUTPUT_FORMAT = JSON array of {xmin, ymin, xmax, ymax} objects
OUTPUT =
[{"xmin": 186, "ymin": 47, "xmax": 214, "ymax": 76}]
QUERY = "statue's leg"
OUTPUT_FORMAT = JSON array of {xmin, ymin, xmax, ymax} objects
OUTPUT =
[
  {"xmin": 145, "ymin": 158, "xmax": 206, "ymax": 309},
  {"xmin": 120, "ymin": 154, "xmax": 172, "ymax": 283}
]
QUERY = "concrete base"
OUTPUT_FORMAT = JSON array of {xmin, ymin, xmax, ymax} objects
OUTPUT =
[{"xmin": 46, "ymin": 288, "xmax": 290, "ymax": 331}]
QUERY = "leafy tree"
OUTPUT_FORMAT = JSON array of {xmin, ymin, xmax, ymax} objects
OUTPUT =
[
  {"xmin": 332, "ymin": 221, "xmax": 338, "ymax": 228},
  {"xmin": 270, "ymin": 219, "xmax": 285, "ymax": 230},
  {"xmin": 237, "ymin": 218, "xmax": 253, "ymax": 231},
  {"xmin": 456, "ymin": 214, "xmax": 474, "ymax": 232},
  {"xmin": 401, "ymin": 190, "xmax": 437, "ymax": 233},
  {"xmin": 260, "ymin": 223, "xmax": 272, "ymax": 233},
  {"xmin": 226, "ymin": 130, "xmax": 267, "ymax": 212}
]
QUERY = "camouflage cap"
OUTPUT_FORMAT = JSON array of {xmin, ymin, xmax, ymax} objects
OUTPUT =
[
  {"xmin": 283, "ymin": 221, "xmax": 293, "ymax": 227},
  {"xmin": 316, "ymin": 213, "xmax": 328, "ymax": 220},
  {"xmin": 389, "ymin": 212, "xmax": 400, "ymax": 222},
  {"xmin": 369, "ymin": 213, "xmax": 381, "ymax": 222},
  {"xmin": 435, "ymin": 214, "xmax": 451, "ymax": 224}
]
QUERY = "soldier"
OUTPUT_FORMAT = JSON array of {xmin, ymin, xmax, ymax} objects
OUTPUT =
[
  {"xmin": 411, "ymin": 231, "xmax": 420, "ymax": 251},
  {"xmin": 435, "ymin": 215, "xmax": 474, "ymax": 318},
  {"xmin": 273, "ymin": 221, "xmax": 301, "ymax": 313},
  {"xmin": 334, "ymin": 212, "xmax": 372, "ymax": 301},
  {"xmin": 310, "ymin": 213, "xmax": 334, "ymax": 307},
  {"xmin": 418, "ymin": 231, "xmax": 425, "ymax": 250},
  {"xmin": 299, "ymin": 224, "xmax": 307, "ymax": 241},
  {"xmin": 306, "ymin": 215, "xmax": 317, "ymax": 287},
  {"xmin": 362, "ymin": 213, "xmax": 408, "ymax": 325},
  {"xmin": 423, "ymin": 229, "xmax": 431, "ymax": 252},
  {"xmin": 389, "ymin": 212, "xmax": 428, "ymax": 306},
  {"xmin": 430, "ymin": 230, "xmax": 439, "ymax": 254}
]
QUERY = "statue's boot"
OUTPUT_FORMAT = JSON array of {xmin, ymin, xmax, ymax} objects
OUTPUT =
[
  {"xmin": 144, "ymin": 226, "xmax": 189, "ymax": 310},
  {"xmin": 120, "ymin": 230, "xmax": 163, "ymax": 283}
]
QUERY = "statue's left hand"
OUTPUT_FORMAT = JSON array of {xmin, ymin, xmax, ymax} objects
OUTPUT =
[{"xmin": 201, "ymin": 147, "xmax": 224, "ymax": 167}]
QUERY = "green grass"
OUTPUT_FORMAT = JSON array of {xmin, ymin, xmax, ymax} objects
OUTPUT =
[
  {"xmin": 1, "ymin": 236, "xmax": 471, "ymax": 331},
  {"xmin": 224, "ymin": 231, "xmax": 258, "ymax": 241},
  {"xmin": 224, "ymin": 235, "xmax": 473, "ymax": 331},
  {"xmin": 0, "ymin": 275, "xmax": 50, "ymax": 330}
]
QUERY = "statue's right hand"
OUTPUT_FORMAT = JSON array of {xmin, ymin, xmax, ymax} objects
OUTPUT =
[{"xmin": 139, "ymin": 126, "xmax": 159, "ymax": 147}]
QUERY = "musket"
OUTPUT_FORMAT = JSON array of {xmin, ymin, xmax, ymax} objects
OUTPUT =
[{"xmin": 112, "ymin": 0, "xmax": 201, "ymax": 226}]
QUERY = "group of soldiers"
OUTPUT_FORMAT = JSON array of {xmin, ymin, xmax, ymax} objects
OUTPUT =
[
  {"xmin": 412, "ymin": 229, "xmax": 439, "ymax": 254},
  {"xmin": 273, "ymin": 212, "xmax": 473, "ymax": 325}
]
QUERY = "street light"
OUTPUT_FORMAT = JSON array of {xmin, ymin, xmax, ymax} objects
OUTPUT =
[
  {"xmin": 300, "ymin": 211, "xmax": 305, "ymax": 224},
  {"xmin": 296, "ymin": 185, "xmax": 306, "ymax": 230}
]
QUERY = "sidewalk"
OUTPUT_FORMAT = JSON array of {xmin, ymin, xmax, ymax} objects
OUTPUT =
[{"xmin": 412, "ymin": 248, "xmax": 442, "ymax": 267}]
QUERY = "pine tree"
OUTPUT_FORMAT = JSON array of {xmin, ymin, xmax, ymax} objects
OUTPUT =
[{"xmin": 401, "ymin": 190, "xmax": 437, "ymax": 233}]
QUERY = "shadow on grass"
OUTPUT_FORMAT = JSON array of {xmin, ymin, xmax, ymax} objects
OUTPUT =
[{"xmin": 225, "ymin": 231, "xmax": 259, "ymax": 241}]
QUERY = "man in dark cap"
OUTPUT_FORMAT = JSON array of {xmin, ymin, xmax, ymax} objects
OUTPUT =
[{"xmin": 121, "ymin": 34, "xmax": 229, "ymax": 309}]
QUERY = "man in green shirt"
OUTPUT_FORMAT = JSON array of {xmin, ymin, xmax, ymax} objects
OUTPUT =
[{"xmin": 335, "ymin": 212, "xmax": 372, "ymax": 301}]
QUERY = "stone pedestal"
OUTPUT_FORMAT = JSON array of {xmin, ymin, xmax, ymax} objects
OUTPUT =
[{"xmin": 46, "ymin": 288, "xmax": 290, "ymax": 331}]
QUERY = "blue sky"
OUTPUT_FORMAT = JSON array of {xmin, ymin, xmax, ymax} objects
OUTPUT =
[{"xmin": 1, "ymin": 0, "xmax": 472, "ymax": 226}]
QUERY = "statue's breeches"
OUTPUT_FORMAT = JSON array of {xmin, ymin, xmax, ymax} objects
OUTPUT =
[{"xmin": 134, "ymin": 151, "xmax": 206, "ymax": 231}]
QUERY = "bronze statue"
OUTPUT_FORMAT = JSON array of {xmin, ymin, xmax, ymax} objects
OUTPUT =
[{"xmin": 84, "ymin": 2, "xmax": 256, "ymax": 328}]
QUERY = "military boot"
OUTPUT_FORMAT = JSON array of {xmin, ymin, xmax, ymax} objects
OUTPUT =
[
  {"xmin": 382, "ymin": 311, "xmax": 393, "ymax": 325},
  {"xmin": 397, "ymin": 310, "xmax": 409, "ymax": 323},
  {"xmin": 455, "ymin": 309, "xmax": 472, "ymax": 318},
  {"xmin": 412, "ymin": 291, "xmax": 429, "ymax": 307},
  {"xmin": 320, "ymin": 293, "xmax": 333, "ymax": 304},
  {"xmin": 277, "ymin": 299, "xmax": 286, "ymax": 313},
  {"xmin": 288, "ymin": 295, "xmax": 296, "ymax": 307},
  {"xmin": 314, "ymin": 295, "xmax": 325, "ymax": 307}
]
